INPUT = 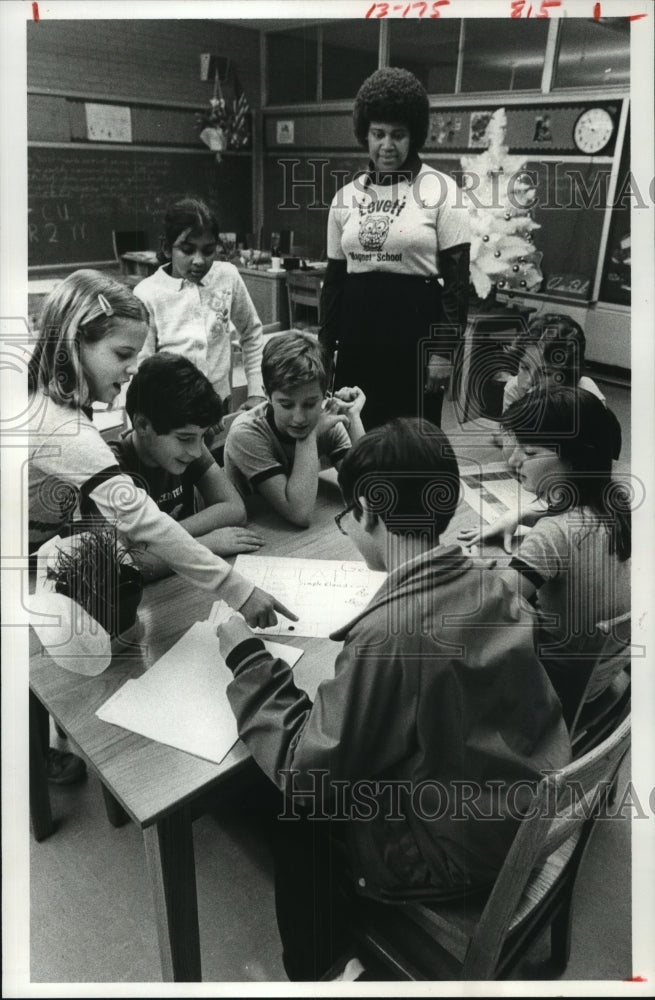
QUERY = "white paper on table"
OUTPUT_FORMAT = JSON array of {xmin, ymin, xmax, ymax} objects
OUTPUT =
[
  {"xmin": 233, "ymin": 555, "xmax": 387, "ymax": 638},
  {"xmin": 460, "ymin": 469, "xmax": 546, "ymax": 528},
  {"xmin": 96, "ymin": 621, "xmax": 303, "ymax": 765}
]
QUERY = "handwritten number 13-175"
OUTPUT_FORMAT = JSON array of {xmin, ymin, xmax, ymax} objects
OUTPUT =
[{"xmin": 365, "ymin": 1, "xmax": 450, "ymax": 18}]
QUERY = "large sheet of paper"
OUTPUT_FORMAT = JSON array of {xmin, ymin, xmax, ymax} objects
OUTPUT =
[
  {"xmin": 460, "ymin": 468, "xmax": 546, "ymax": 526},
  {"xmin": 233, "ymin": 555, "xmax": 387, "ymax": 637},
  {"xmin": 96, "ymin": 621, "xmax": 303, "ymax": 765}
]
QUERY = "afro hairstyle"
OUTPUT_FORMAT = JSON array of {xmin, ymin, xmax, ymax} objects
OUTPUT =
[{"xmin": 353, "ymin": 67, "xmax": 430, "ymax": 154}]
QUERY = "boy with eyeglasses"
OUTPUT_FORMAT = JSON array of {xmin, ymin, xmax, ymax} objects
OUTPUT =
[{"xmin": 212, "ymin": 416, "xmax": 570, "ymax": 981}]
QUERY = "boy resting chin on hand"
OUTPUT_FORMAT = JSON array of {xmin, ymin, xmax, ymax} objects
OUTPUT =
[{"xmin": 224, "ymin": 330, "xmax": 366, "ymax": 528}]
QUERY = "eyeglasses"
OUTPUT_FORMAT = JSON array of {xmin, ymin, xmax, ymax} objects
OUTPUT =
[{"xmin": 334, "ymin": 503, "xmax": 355, "ymax": 535}]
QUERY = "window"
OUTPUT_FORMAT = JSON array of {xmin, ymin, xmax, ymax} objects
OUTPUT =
[
  {"xmin": 267, "ymin": 26, "xmax": 319, "ymax": 104},
  {"xmin": 321, "ymin": 21, "xmax": 379, "ymax": 100},
  {"xmin": 554, "ymin": 18, "xmax": 629, "ymax": 90},
  {"xmin": 389, "ymin": 19, "xmax": 460, "ymax": 94},
  {"xmin": 461, "ymin": 18, "xmax": 549, "ymax": 92}
]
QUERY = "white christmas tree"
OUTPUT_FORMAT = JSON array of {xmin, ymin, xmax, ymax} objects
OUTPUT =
[{"xmin": 461, "ymin": 109, "xmax": 543, "ymax": 300}]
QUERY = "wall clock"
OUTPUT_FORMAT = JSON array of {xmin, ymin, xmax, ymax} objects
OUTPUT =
[{"xmin": 573, "ymin": 107, "xmax": 614, "ymax": 154}]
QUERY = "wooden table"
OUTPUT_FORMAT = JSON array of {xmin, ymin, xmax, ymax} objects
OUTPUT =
[
  {"xmin": 29, "ymin": 453, "xmax": 505, "ymax": 982},
  {"xmin": 29, "ymin": 473, "xmax": 360, "ymax": 981}
]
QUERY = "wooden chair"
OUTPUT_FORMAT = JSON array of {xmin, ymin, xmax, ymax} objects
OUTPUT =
[
  {"xmin": 112, "ymin": 229, "xmax": 149, "ymax": 258},
  {"xmin": 540, "ymin": 611, "xmax": 631, "ymax": 754},
  {"xmin": 286, "ymin": 271, "xmax": 323, "ymax": 335},
  {"xmin": 568, "ymin": 611, "xmax": 632, "ymax": 758},
  {"xmin": 347, "ymin": 713, "xmax": 631, "ymax": 981}
]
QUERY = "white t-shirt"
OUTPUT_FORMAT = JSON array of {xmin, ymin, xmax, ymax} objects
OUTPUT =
[
  {"xmin": 327, "ymin": 163, "xmax": 470, "ymax": 277},
  {"xmin": 513, "ymin": 506, "xmax": 630, "ymax": 662}
]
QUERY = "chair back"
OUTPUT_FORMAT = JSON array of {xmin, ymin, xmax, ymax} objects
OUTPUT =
[
  {"xmin": 462, "ymin": 714, "xmax": 630, "ymax": 980},
  {"xmin": 112, "ymin": 229, "xmax": 149, "ymax": 259},
  {"xmin": 286, "ymin": 272, "xmax": 323, "ymax": 334},
  {"xmin": 584, "ymin": 611, "xmax": 631, "ymax": 701},
  {"xmin": 462, "ymin": 712, "xmax": 631, "ymax": 978},
  {"xmin": 564, "ymin": 611, "xmax": 631, "ymax": 743}
]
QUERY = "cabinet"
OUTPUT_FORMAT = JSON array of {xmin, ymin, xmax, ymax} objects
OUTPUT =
[{"xmin": 236, "ymin": 266, "xmax": 289, "ymax": 328}]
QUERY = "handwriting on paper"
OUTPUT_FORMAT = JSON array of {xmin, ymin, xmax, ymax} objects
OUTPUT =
[{"xmin": 233, "ymin": 556, "xmax": 387, "ymax": 638}]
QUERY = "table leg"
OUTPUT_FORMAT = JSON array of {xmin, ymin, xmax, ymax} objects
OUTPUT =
[
  {"xmin": 142, "ymin": 805, "xmax": 201, "ymax": 982},
  {"xmin": 29, "ymin": 691, "xmax": 54, "ymax": 842},
  {"xmin": 101, "ymin": 784, "xmax": 130, "ymax": 828}
]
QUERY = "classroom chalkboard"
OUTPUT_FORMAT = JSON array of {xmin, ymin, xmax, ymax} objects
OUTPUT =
[{"xmin": 28, "ymin": 146, "xmax": 252, "ymax": 267}]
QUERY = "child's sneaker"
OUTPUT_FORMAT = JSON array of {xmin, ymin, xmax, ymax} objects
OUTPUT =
[{"xmin": 46, "ymin": 748, "xmax": 87, "ymax": 785}]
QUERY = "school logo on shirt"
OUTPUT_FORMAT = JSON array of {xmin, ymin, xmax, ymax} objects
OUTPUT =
[
  {"xmin": 358, "ymin": 214, "xmax": 390, "ymax": 251},
  {"xmin": 352, "ymin": 191, "xmax": 407, "ymax": 260}
]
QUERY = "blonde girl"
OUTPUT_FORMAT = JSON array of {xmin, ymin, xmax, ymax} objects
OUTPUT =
[{"xmin": 28, "ymin": 269, "xmax": 292, "ymax": 628}]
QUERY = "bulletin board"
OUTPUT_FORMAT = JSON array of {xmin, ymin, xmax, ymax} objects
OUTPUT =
[{"xmin": 28, "ymin": 146, "xmax": 252, "ymax": 268}]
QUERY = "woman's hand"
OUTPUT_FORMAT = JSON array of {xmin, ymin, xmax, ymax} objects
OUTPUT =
[
  {"xmin": 457, "ymin": 509, "xmax": 521, "ymax": 555},
  {"xmin": 204, "ymin": 526, "xmax": 265, "ymax": 556},
  {"xmin": 239, "ymin": 587, "xmax": 298, "ymax": 629}
]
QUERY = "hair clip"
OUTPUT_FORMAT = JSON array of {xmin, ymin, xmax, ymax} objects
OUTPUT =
[{"xmin": 97, "ymin": 294, "xmax": 114, "ymax": 316}]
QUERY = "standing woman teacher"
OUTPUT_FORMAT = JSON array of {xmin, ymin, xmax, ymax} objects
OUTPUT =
[{"xmin": 320, "ymin": 67, "xmax": 471, "ymax": 429}]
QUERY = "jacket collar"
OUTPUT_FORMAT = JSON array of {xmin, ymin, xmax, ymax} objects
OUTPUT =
[
  {"xmin": 155, "ymin": 261, "xmax": 208, "ymax": 291},
  {"xmin": 329, "ymin": 543, "xmax": 496, "ymax": 641},
  {"xmin": 362, "ymin": 151, "xmax": 423, "ymax": 188}
]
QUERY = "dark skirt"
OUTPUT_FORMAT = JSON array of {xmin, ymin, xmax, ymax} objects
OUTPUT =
[{"xmin": 333, "ymin": 272, "xmax": 446, "ymax": 430}]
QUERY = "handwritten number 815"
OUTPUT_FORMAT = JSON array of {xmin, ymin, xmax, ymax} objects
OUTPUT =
[{"xmin": 510, "ymin": 0, "xmax": 562, "ymax": 16}]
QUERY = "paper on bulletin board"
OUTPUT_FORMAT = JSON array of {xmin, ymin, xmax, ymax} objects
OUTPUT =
[
  {"xmin": 96, "ymin": 621, "xmax": 303, "ymax": 764},
  {"xmin": 85, "ymin": 102, "xmax": 132, "ymax": 143},
  {"xmin": 233, "ymin": 555, "xmax": 387, "ymax": 638}
]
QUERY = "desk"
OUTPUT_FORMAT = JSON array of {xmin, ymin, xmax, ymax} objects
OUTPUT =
[
  {"xmin": 120, "ymin": 250, "xmax": 159, "ymax": 278},
  {"xmin": 29, "ymin": 475, "xmax": 356, "ymax": 981},
  {"xmin": 235, "ymin": 264, "xmax": 290, "ymax": 328},
  {"xmin": 29, "ymin": 454, "xmax": 505, "ymax": 981}
]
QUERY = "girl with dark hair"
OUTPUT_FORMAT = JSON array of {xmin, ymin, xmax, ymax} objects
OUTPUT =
[
  {"xmin": 467, "ymin": 388, "xmax": 630, "ymax": 718},
  {"xmin": 134, "ymin": 196, "xmax": 266, "ymax": 413},
  {"xmin": 319, "ymin": 68, "xmax": 471, "ymax": 430},
  {"xmin": 502, "ymin": 312, "xmax": 606, "ymax": 412}
]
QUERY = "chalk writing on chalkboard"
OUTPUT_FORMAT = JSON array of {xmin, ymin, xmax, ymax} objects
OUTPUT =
[{"xmin": 28, "ymin": 146, "xmax": 252, "ymax": 267}]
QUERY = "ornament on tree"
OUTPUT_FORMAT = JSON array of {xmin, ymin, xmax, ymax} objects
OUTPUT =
[{"xmin": 461, "ymin": 108, "xmax": 543, "ymax": 300}]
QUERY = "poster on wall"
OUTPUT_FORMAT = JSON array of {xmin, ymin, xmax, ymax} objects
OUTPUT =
[
  {"xmin": 85, "ymin": 102, "xmax": 132, "ymax": 142},
  {"xmin": 276, "ymin": 119, "xmax": 295, "ymax": 144}
]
